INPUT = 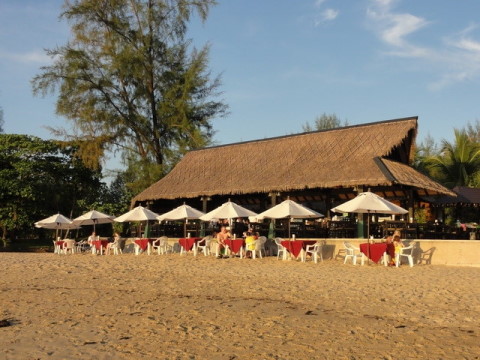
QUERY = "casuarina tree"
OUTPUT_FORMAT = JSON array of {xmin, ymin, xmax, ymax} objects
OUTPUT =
[{"xmin": 32, "ymin": 0, "xmax": 227, "ymax": 181}]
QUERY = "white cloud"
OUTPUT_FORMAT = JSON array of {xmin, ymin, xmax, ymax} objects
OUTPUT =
[
  {"xmin": 322, "ymin": 8, "xmax": 339, "ymax": 22},
  {"xmin": 367, "ymin": 0, "xmax": 429, "ymax": 57},
  {"xmin": 312, "ymin": 0, "xmax": 339, "ymax": 27},
  {"xmin": 430, "ymin": 25, "xmax": 480, "ymax": 89},
  {"xmin": 365, "ymin": 0, "xmax": 480, "ymax": 90},
  {"xmin": 456, "ymin": 38, "xmax": 480, "ymax": 52},
  {"xmin": 314, "ymin": 0, "xmax": 327, "ymax": 8},
  {"xmin": 0, "ymin": 50, "xmax": 51, "ymax": 64}
]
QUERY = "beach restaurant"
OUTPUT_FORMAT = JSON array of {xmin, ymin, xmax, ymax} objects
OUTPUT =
[{"xmin": 132, "ymin": 117, "xmax": 463, "ymax": 238}]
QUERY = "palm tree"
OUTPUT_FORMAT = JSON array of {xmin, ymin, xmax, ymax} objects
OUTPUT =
[{"xmin": 425, "ymin": 129, "xmax": 480, "ymax": 188}]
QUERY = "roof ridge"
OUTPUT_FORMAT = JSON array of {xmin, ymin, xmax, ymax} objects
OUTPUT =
[{"xmin": 191, "ymin": 116, "xmax": 418, "ymax": 151}]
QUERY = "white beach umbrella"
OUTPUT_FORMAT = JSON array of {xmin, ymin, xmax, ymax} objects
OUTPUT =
[
  {"xmin": 157, "ymin": 203, "xmax": 205, "ymax": 221},
  {"xmin": 255, "ymin": 199, "xmax": 324, "ymax": 238},
  {"xmin": 256, "ymin": 199, "xmax": 323, "ymax": 220},
  {"xmin": 200, "ymin": 200, "xmax": 257, "ymax": 222},
  {"xmin": 331, "ymin": 191, "xmax": 408, "ymax": 238},
  {"xmin": 114, "ymin": 206, "xmax": 160, "ymax": 237},
  {"xmin": 72, "ymin": 209, "xmax": 114, "ymax": 233},
  {"xmin": 34, "ymin": 213, "xmax": 79, "ymax": 239},
  {"xmin": 157, "ymin": 203, "xmax": 205, "ymax": 237},
  {"xmin": 35, "ymin": 213, "xmax": 76, "ymax": 229},
  {"xmin": 331, "ymin": 191, "xmax": 409, "ymax": 215},
  {"xmin": 115, "ymin": 206, "xmax": 159, "ymax": 222}
]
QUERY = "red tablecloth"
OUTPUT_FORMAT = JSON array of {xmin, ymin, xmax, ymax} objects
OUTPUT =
[
  {"xmin": 360, "ymin": 243, "xmax": 387, "ymax": 263},
  {"xmin": 92, "ymin": 240, "xmax": 109, "ymax": 251},
  {"xmin": 224, "ymin": 239, "xmax": 245, "ymax": 254},
  {"xmin": 55, "ymin": 241, "xmax": 65, "ymax": 248},
  {"xmin": 386, "ymin": 243, "xmax": 395, "ymax": 259},
  {"xmin": 178, "ymin": 237, "xmax": 202, "ymax": 251},
  {"xmin": 134, "ymin": 238, "xmax": 154, "ymax": 251},
  {"xmin": 281, "ymin": 240, "xmax": 317, "ymax": 258}
]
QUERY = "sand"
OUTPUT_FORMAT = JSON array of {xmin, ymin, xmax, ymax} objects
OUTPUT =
[{"xmin": 1, "ymin": 252, "xmax": 479, "ymax": 360}]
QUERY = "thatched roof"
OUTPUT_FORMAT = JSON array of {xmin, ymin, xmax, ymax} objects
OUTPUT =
[
  {"xmin": 134, "ymin": 116, "xmax": 453, "ymax": 203},
  {"xmin": 431, "ymin": 186, "xmax": 480, "ymax": 207}
]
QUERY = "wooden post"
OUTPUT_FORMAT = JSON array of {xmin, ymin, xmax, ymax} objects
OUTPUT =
[
  {"xmin": 407, "ymin": 189, "xmax": 414, "ymax": 222},
  {"xmin": 201, "ymin": 196, "xmax": 210, "ymax": 213}
]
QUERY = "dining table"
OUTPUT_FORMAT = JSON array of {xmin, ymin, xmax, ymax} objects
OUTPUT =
[
  {"xmin": 178, "ymin": 237, "xmax": 203, "ymax": 255},
  {"xmin": 91, "ymin": 239, "xmax": 109, "ymax": 255},
  {"xmin": 280, "ymin": 240, "xmax": 317, "ymax": 260},
  {"xmin": 224, "ymin": 239, "xmax": 245, "ymax": 257},
  {"xmin": 134, "ymin": 238, "xmax": 155, "ymax": 255},
  {"xmin": 360, "ymin": 242, "xmax": 388, "ymax": 264}
]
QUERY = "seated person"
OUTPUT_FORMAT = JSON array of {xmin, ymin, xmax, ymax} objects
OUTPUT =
[
  {"xmin": 216, "ymin": 226, "xmax": 231, "ymax": 258},
  {"xmin": 87, "ymin": 231, "xmax": 97, "ymax": 245},
  {"xmin": 106, "ymin": 232, "xmax": 121, "ymax": 255},
  {"xmin": 393, "ymin": 235, "xmax": 404, "ymax": 256},
  {"xmin": 384, "ymin": 235, "xmax": 395, "ymax": 263},
  {"xmin": 81, "ymin": 231, "xmax": 98, "ymax": 252},
  {"xmin": 244, "ymin": 231, "xmax": 256, "ymax": 258},
  {"xmin": 387, "ymin": 234, "xmax": 404, "ymax": 265}
]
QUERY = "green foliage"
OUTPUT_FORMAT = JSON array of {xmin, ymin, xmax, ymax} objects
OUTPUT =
[
  {"xmin": 0, "ymin": 134, "xmax": 104, "ymax": 241},
  {"xmin": 414, "ymin": 208, "xmax": 427, "ymax": 223},
  {"xmin": 302, "ymin": 113, "xmax": 349, "ymax": 132},
  {"xmin": 414, "ymin": 126, "xmax": 480, "ymax": 226},
  {"xmin": 413, "ymin": 134, "xmax": 439, "ymax": 175},
  {"xmin": 121, "ymin": 153, "xmax": 164, "ymax": 196},
  {"xmin": 423, "ymin": 129, "xmax": 480, "ymax": 188},
  {"xmin": 465, "ymin": 119, "xmax": 480, "ymax": 143},
  {"xmin": 32, "ymin": 0, "xmax": 227, "ymax": 182}
]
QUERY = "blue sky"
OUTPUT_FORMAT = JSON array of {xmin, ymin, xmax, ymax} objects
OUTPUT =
[{"xmin": 1, "ymin": 0, "xmax": 480, "ymax": 172}]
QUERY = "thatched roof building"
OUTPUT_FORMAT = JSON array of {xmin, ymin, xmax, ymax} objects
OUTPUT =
[
  {"xmin": 134, "ymin": 117, "xmax": 453, "ymax": 214},
  {"xmin": 431, "ymin": 186, "xmax": 480, "ymax": 207}
]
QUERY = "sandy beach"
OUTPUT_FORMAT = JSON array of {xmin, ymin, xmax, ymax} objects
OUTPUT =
[{"xmin": 1, "ymin": 252, "xmax": 479, "ymax": 360}]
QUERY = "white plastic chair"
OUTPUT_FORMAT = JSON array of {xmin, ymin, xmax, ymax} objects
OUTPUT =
[
  {"xmin": 251, "ymin": 238, "xmax": 265, "ymax": 259},
  {"xmin": 215, "ymin": 240, "xmax": 222, "ymax": 257},
  {"xmin": 395, "ymin": 243, "xmax": 415, "ymax": 267},
  {"xmin": 106, "ymin": 239, "xmax": 123, "ymax": 255},
  {"xmin": 152, "ymin": 236, "xmax": 172, "ymax": 255},
  {"xmin": 152, "ymin": 237, "xmax": 162, "ymax": 255},
  {"xmin": 303, "ymin": 242, "xmax": 323, "ymax": 263},
  {"xmin": 343, "ymin": 241, "xmax": 365, "ymax": 266},
  {"xmin": 91, "ymin": 236, "xmax": 101, "ymax": 254},
  {"xmin": 75, "ymin": 240, "xmax": 89, "ymax": 253},
  {"xmin": 274, "ymin": 237, "xmax": 286, "ymax": 260},
  {"xmin": 62, "ymin": 239, "xmax": 76, "ymax": 254},
  {"xmin": 53, "ymin": 239, "xmax": 61, "ymax": 254},
  {"xmin": 196, "ymin": 236, "xmax": 212, "ymax": 256}
]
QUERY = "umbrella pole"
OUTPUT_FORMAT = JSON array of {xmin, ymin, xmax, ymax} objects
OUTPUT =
[
  {"xmin": 367, "ymin": 211, "xmax": 371, "ymax": 265},
  {"xmin": 184, "ymin": 221, "xmax": 187, "ymax": 238}
]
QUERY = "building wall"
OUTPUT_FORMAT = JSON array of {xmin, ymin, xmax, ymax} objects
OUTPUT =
[
  {"xmin": 124, "ymin": 237, "xmax": 480, "ymax": 267},
  {"xmin": 322, "ymin": 238, "xmax": 480, "ymax": 267}
]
